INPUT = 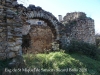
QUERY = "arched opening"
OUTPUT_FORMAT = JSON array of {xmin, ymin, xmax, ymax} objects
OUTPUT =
[
  {"xmin": 22, "ymin": 18, "xmax": 57, "ymax": 53},
  {"xmin": 27, "ymin": 17, "xmax": 57, "ymax": 39},
  {"xmin": 21, "ymin": 9, "xmax": 60, "ymax": 53}
]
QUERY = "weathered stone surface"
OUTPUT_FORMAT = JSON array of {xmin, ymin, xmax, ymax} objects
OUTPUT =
[
  {"xmin": 0, "ymin": 29, "xmax": 3, "ymax": 32},
  {"xmin": 16, "ymin": 39, "xmax": 22, "ymax": 45},
  {"xmin": 14, "ymin": 28, "xmax": 22, "ymax": 32},
  {"xmin": 13, "ymin": 45, "xmax": 21, "ymax": 51},
  {"xmin": 22, "ymin": 25, "xmax": 30, "ymax": 35},
  {"xmin": 0, "ymin": 1, "xmax": 23, "ymax": 60},
  {"xmin": 8, "ymin": 42, "xmax": 16, "ymax": 46},
  {"xmin": 8, "ymin": 45, "xmax": 21, "ymax": 52},
  {"xmin": 5, "ymin": 0, "xmax": 12, "ymax": 3},
  {"xmin": 14, "ymin": 33, "xmax": 22, "ymax": 37},
  {"xmin": 8, "ymin": 52, "xmax": 16, "ymax": 58},
  {"xmin": 8, "ymin": 36, "xmax": 13, "ymax": 39},
  {"xmin": 0, "ymin": 53, "xmax": 6, "ymax": 60},
  {"xmin": 60, "ymin": 12, "xmax": 95, "ymax": 46},
  {"xmin": 12, "ymin": 1, "xmax": 18, "ymax": 6}
]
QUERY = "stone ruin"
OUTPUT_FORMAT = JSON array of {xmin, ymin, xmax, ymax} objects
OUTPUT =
[
  {"xmin": 0, "ymin": 0, "xmax": 95, "ymax": 70},
  {"xmin": 60, "ymin": 12, "xmax": 95, "ymax": 47}
]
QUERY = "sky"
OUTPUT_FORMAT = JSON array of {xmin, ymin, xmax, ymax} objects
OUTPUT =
[{"xmin": 18, "ymin": 0, "xmax": 100, "ymax": 34}]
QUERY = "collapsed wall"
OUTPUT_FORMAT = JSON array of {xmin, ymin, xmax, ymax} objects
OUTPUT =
[{"xmin": 60, "ymin": 12, "xmax": 95, "ymax": 47}]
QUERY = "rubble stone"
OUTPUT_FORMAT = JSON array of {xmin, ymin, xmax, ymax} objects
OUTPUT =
[{"xmin": 60, "ymin": 12, "xmax": 95, "ymax": 47}]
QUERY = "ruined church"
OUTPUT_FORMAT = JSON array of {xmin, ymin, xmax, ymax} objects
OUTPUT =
[{"xmin": 0, "ymin": 0, "xmax": 95, "ymax": 60}]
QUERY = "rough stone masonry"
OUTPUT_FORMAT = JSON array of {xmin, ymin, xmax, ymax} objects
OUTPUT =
[
  {"xmin": 0, "ymin": 0, "xmax": 95, "ymax": 60},
  {"xmin": 0, "ymin": 0, "xmax": 22, "ymax": 60},
  {"xmin": 60, "ymin": 12, "xmax": 95, "ymax": 47}
]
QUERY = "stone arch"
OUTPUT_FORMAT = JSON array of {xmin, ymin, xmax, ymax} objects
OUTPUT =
[
  {"xmin": 22, "ymin": 5, "xmax": 60, "ymax": 40},
  {"xmin": 28, "ymin": 18, "xmax": 57, "ymax": 39},
  {"xmin": 19, "ymin": 5, "xmax": 62, "ymax": 53}
]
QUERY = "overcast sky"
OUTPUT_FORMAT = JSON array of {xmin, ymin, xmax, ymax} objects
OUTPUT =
[{"xmin": 18, "ymin": 0, "xmax": 100, "ymax": 34}]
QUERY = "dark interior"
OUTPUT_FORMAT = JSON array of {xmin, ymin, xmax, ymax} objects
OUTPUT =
[{"xmin": 22, "ymin": 34, "xmax": 31, "ymax": 49}]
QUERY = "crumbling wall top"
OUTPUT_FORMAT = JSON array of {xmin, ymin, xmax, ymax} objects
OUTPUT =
[{"xmin": 63, "ymin": 12, "xmax": 87, "ymax": 21}]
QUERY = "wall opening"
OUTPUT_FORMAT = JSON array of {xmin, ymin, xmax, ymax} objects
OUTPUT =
[
  {"xmin": 22, "ymin": 18, "xmax": 58, "ymax": 53},
  {"xmin": 22, "ymin": 34, "xmax": 31, "ymax": 53}
]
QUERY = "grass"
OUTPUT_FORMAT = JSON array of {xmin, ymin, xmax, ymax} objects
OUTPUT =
[{"xmin": 23, "ymin": 51, "xmax": 100, "ymax": 75}]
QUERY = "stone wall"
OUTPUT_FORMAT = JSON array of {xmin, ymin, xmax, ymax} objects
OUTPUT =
[
  {"xmin": 0, "ymin": 0, "xmax": 22, "ymax": 60},
  {"xmin": 0, "ymin": 0, "xmax": 60, "ymax": 60},
  {"xmin": 60, "ymin": 12, "xmax": 95, "ymax": 47},
  {"xmin": 0, "ymin": 1, "xmax": 27, "ymax": 75}
]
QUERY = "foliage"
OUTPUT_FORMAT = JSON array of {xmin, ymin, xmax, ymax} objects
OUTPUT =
[
  {"xmin": 63, "ymin": 40, "xmax": 98, "ymax": 59},
  {"xmin": 23, "ymin": 51, "xmax": 100, "ymax": 75},
  {"xmin": 0, "ymin": 59, "xmax": 12, "ymax": 74},
  {"xmin": 0, "ymin": 59, "xmax": 12, "ymax": 69},
  {"xmin": 96, "ymin": 38, "xmax": 100, "ymax": 48}
]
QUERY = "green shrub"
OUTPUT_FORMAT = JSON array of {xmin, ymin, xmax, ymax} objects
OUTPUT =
[
  {"xmin": 64, "ymin": 40, "xmax": 97, "ymax": 58},
  {"xmin": 23, "ymin": 52, "xmax": 100, "ymax": 74}
]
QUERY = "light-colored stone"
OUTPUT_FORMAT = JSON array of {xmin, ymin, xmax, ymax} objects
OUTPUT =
[
  {"xmin": 13, "ymin": 46, "xmax": 21, "ymax": 51},
  {"xmin": 61, "ymin": 12, "xmax": 95, "ymax": 45},
  {"xmin": 22, "ymin": 25, "xmax": 30, "ymax": 35},
  {"xmin": 8, "ymin": 42, "xmax": 16, "ymax": 46},
  {"xmin": 16, "ymin": 39, "xmax": 22, "ymax": 45},
  {"xmin": 0, "ymin": 29, "xmax": 3, "ymax": 32},
  {"xmin": 8, "ymin": 52, "xmax": 16, "ymax": 58}
]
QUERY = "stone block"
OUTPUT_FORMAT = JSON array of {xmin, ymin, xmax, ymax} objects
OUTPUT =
[
  {"xmin": 14, "ymin": 33, "xmax": 22, "ymax": 37},
  {"xmin": 14, "ymin": 24, "xmax": 22, "ymax": 27},
  {"xmin": 8, "ymin": 36, "xmax": 13, "ymax": 38},
  {"xmin": 7, "ymin": 19, "xmax": 14, "ymax": 23},
  {"xmin": 0, "ymin": 32, "xmax": 6, "ymax": 38},
  {"xmin": 6, "ymin": 15, "xmax": 14, "ymax": 19},
  {"xmin": 0, "ymin": 14, "xmax": 5, "ymax": 19},
  {"xmin": 9, "ymin": 45, "xmax": 21, "ymax": 52},
  {"xmin": 13, "ymin": 46, "xmax": 21, "ymax": 51},
  {"xmin": 0, "ymin": 48, "xmax": 5, "ymax": 53},
  {"xmin": 12, "ymin": 1, "xmax": 18, "ymax": 6},
  {"xmin": 5, "ymin": 0, "xmax": 12, "ymax": 3},
  {"xmin": 0, "ymin": 29, "xmax": 3, "ymax": 32},
  {"xmin": 7, "ymin": 52, "xmax": 16, "ymax": 58},
  {"xmin": 8, "ymin": 42, "xmax": 16, "ymax": 46},
  {"xmin": 14, "ymin": 28, "xmax": 21, "ymax": 32},
  {"xmin": 0, "ymin": 5, "xmax": 3, "ymax": 9},
  {"xmin": 16, "ymin": 39, "xmax": 22, "ymax": 45},
  {"xmin": 0, "ymin": 53, "xmax": 6, "ymax": 60},
  {"xmin": 8, "ymin": 32, "xmax": 13, "ymax": 36}
]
